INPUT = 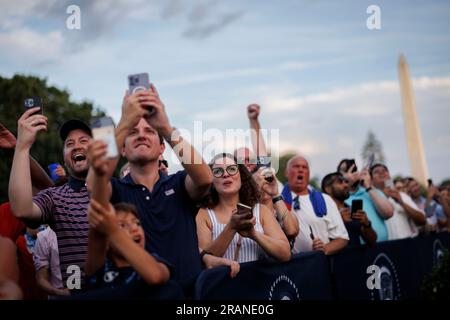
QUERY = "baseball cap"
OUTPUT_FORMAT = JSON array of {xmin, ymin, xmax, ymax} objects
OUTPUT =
[{"xmin": 59, "ymin": 119, "xmax": 92, "ymax": 142}]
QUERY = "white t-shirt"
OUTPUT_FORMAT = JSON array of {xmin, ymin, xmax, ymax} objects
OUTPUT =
[
  {"xmin": 386, "ymin": 192, "xmax": 425, "ymax": 240},
  {"xmin": 292, "ymin": 192, "xmax": 349, "ymax": 254}
]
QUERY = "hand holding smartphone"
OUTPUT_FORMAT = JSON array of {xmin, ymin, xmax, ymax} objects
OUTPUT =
[
  {"xmin": 309, "ymin": 225, "xmax": 315, "ymax": 240},
  {"xmin": 351, "ymin": 199, "xmax": 363, "ymax": 218},
  {"xmin": 128, "ymin": 73, "xmax": 154, "ymax": 113},
  {"xmin": 128, "ymin": 73, "xmax": 150, "ymax": 94},
  {"xmin": 23, "ymin": 97, "xmax": 43, "ymax": 116},
  {"xmin": 237, "ymin": 202, "xmax": 253, "ymax": 219}
]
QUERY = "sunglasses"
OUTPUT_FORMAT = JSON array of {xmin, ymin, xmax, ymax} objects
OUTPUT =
[
  {"xmin": 212, "ymin": 165, "xmax": 239, "ymax": 178},
  {"xmin": 158, "ymin": 160, "xmax": 168, "ymax": 168},
  {"xmin": 336, "ymin": 176, "xmax": 349, "ymax": 184}
]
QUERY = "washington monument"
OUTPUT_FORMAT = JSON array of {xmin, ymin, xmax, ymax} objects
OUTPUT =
[{"xmin": 398, "ymin": 54, "xmax": 429, "ymax": 186}]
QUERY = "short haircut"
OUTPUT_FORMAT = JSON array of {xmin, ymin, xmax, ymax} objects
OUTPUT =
[
  {"xmin": 369, "ymin": 163, "xmax": 388, "ymax": 177},
  {"xmin": 321, "ymin": 172, "xmax": 342, "ymax": 193},
  {"xmin": 113, "ymin": 202, "xmax": 139, "ymax": 219}
]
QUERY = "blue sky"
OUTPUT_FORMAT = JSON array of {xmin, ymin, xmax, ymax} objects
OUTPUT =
[{"xmin": 1, "ymin": 0, "xmax": 449, "ymax": 182}]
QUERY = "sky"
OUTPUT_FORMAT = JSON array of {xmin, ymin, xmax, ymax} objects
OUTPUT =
[{"xmin": 1, "ymin": 0, "xmax": 449, "ymax": 182}]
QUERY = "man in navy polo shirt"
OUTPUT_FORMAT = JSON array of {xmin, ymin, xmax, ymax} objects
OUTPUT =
[{"xmin": 86, "ymin": 83, "xmax": 213, "ymax": 295}]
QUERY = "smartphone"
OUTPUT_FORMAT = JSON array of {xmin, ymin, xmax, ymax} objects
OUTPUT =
[
  {"xmin": 91, "ymin": 117, "xmax": 118, "ymax": 159},
  {"xmin": 263, "ymin": 169, "xmax": 275, "ymax": 183},
  {"xmin": 309, "ymin": 225, "xmax": 315, "ymax": 240},
  {"xmin": 48, "ymin": 163, "xmax": 61, "ymax": 182},
  {"xmin": 237, "ymin": 202, "xmax": 253, "ymax": 218},
  {"xmin": 351, "ymin": 199, "xmax": 363, "ymax": 218},
  {"xmin": 253, "ymin": 156, "xmax": 272, "ymax": 173},
  {"xmin": 128, "ymin": 73, "xmax": 150, "ymax": 94},
  {"xmin": 23, "ymin": 97, "xmax": 43, "ymax": 115}
]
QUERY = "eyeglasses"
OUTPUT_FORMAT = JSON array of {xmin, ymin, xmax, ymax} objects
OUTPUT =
[
  {"xmin": 212, "ymin": 165, "xmax": 239, "ymax": 178},
  {"xmin": 158, "ymin": 160, "xmax": 168, "ymax": 168}
]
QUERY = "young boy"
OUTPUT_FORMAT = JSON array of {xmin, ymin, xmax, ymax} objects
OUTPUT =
[
  {"xmin": 84, "ymin": 200, "xmax": 240, "ymax": 299},
  {"xmin": 84, "ymin": 200, "xmax": 182, "ymax": 299}
]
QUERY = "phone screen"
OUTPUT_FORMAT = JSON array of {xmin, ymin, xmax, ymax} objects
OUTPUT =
[
  {"xmin": 351, "ymin": 199, "xmax": 363, "ymax": 217},
  {"xmin": 23, "ymin": 97, "xmax": 43, "ymax": 115},
  {"xmin": 91, "ymin": 117, "xmax": 118, "ymax": 159}
]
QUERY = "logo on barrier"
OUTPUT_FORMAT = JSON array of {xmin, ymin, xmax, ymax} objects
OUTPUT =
[
  {"xmin": 433, "ymin": 239, "xmax": 445, "ymax": 268},
  {"xmin": 268, "ymin": 274, "xmax": 300, "ymax": 300},
  {"xmin": 368, "ymin": 253, "xmax": 401, "ymax": 300}
]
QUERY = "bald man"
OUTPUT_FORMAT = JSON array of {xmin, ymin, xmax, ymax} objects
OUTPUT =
[{"xmin": 282, "ymin": 155, "xmax": 349, "ymax": 255}]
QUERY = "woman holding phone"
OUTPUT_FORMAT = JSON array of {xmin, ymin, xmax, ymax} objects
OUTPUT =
[{"xmin": 196, "ymin": 153, "xmax": 291, "ymax": 263}]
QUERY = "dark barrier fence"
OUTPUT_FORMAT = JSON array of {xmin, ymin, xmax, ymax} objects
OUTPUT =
[
  {"xmin": 194, "ymin": 251, "xmax": 333, "ymax": 300},
  {"xmin": 331, "ymin": 232, "xmax": 450, "ymax": 300},
  {"xmin": 194, "ymin": 233, "xmax": 450, "ymax": 300}
]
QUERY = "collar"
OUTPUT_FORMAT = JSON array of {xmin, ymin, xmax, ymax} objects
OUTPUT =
[
  {"xmin": 121, "ymin": 170, "xmax": 168, "ymax": 192},
  {"xmin": 68, "ymin": 176, "xmax": 87, "ymax": 192}
]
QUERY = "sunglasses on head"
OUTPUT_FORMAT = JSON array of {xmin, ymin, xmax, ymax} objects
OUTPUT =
[{"xmin": 212, "ymin": 164, "xmax": 239, "ymax": 178}]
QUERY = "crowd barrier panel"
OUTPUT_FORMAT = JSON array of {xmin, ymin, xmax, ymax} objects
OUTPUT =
[{"xmin": 194, "ymin": 233, "xmax": 450, "ymax": 300}]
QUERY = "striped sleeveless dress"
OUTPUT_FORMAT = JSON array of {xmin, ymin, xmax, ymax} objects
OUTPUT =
[{"xmin": 207, "ymin": 204, "xmax": 264, "ymax": 263}]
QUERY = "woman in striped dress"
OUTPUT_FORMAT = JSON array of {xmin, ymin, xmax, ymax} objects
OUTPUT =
[{"xmin": 196, "ymin": 153, "xmax": 291, "ymax": 263}]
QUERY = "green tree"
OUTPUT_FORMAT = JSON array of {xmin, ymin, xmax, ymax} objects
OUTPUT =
[
  {"xmin": 361, "ymin": 130, "xmax": 385, "ymax": 167},
  {"xmin": 275, "ymin": 151, "xmax": 297, "ymax": 185},
  {"xmin": 275, "ymin": 152, "xmax": 320, "ymax": 190},
  {"xmin": 0, "ymin": 74, "xmax": 105, "ymax": 203}
]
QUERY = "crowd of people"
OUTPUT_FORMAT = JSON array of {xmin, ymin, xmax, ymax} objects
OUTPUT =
[{"xmin": 0, "ymin": 83, "xmax": 449, "ymax": 300}]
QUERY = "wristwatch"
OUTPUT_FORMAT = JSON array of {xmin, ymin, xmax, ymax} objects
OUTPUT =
[{"xmin": 272, "ymin": 195, "xmax": 284, "ymax": 204}]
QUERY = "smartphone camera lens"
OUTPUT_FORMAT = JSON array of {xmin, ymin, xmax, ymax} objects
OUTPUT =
[{"xmin": 25, "ymin": 99, "xmax": 34, "ymax": 107}]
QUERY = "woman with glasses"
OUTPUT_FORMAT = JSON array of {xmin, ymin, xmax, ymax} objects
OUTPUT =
[{"xmin": 196, "ymin": 153, "xmax": 291, "ymax": 263}]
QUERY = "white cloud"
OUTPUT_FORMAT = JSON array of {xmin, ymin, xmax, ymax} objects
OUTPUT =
[
  {"xmin": 159, "ymin": 60, "xmax": 313, "ymax": 87},
  {"xmin": 0, "ymin": 27, "xmax": 64, "ymax": 65}
]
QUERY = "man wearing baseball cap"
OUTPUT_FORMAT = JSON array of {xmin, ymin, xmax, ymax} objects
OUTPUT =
[{"xmin": 9, "ymin": 107, "xmax": 92, "ymax": 294}]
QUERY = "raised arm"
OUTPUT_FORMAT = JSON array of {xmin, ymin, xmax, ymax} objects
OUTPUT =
[
  {"xmin": 141, "ymin": 84, "xmax": 212, "ymax": 201},
  {"xmin": 8, "ymin": 108, "xmax": 47, "ymax": 221},
  {"xmin": 85, "ymin": 140, "xmax": 115, "ymax": 276},
  {"xmin": 247, "ymin": 104, "xmax": 268, "ymax": 157},
  {"xmin": 1, "ymin": 122, "xmax": 53, "ymax": 191},
  {"xmin": 361, "ymin": 170, "xmax": 393, "ymax": 219},
  {"xmin": 253, "ymin": 168, "xmax": 299, "ymax": 239},
  {"xmin": 88, "ymin": 200, "xmax": 170, "ymax": 285}
]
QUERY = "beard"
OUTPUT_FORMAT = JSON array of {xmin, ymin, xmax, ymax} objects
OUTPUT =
[{"xmin": 332, "ymin": 188, "xmax": 350, "ymax": 201}]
